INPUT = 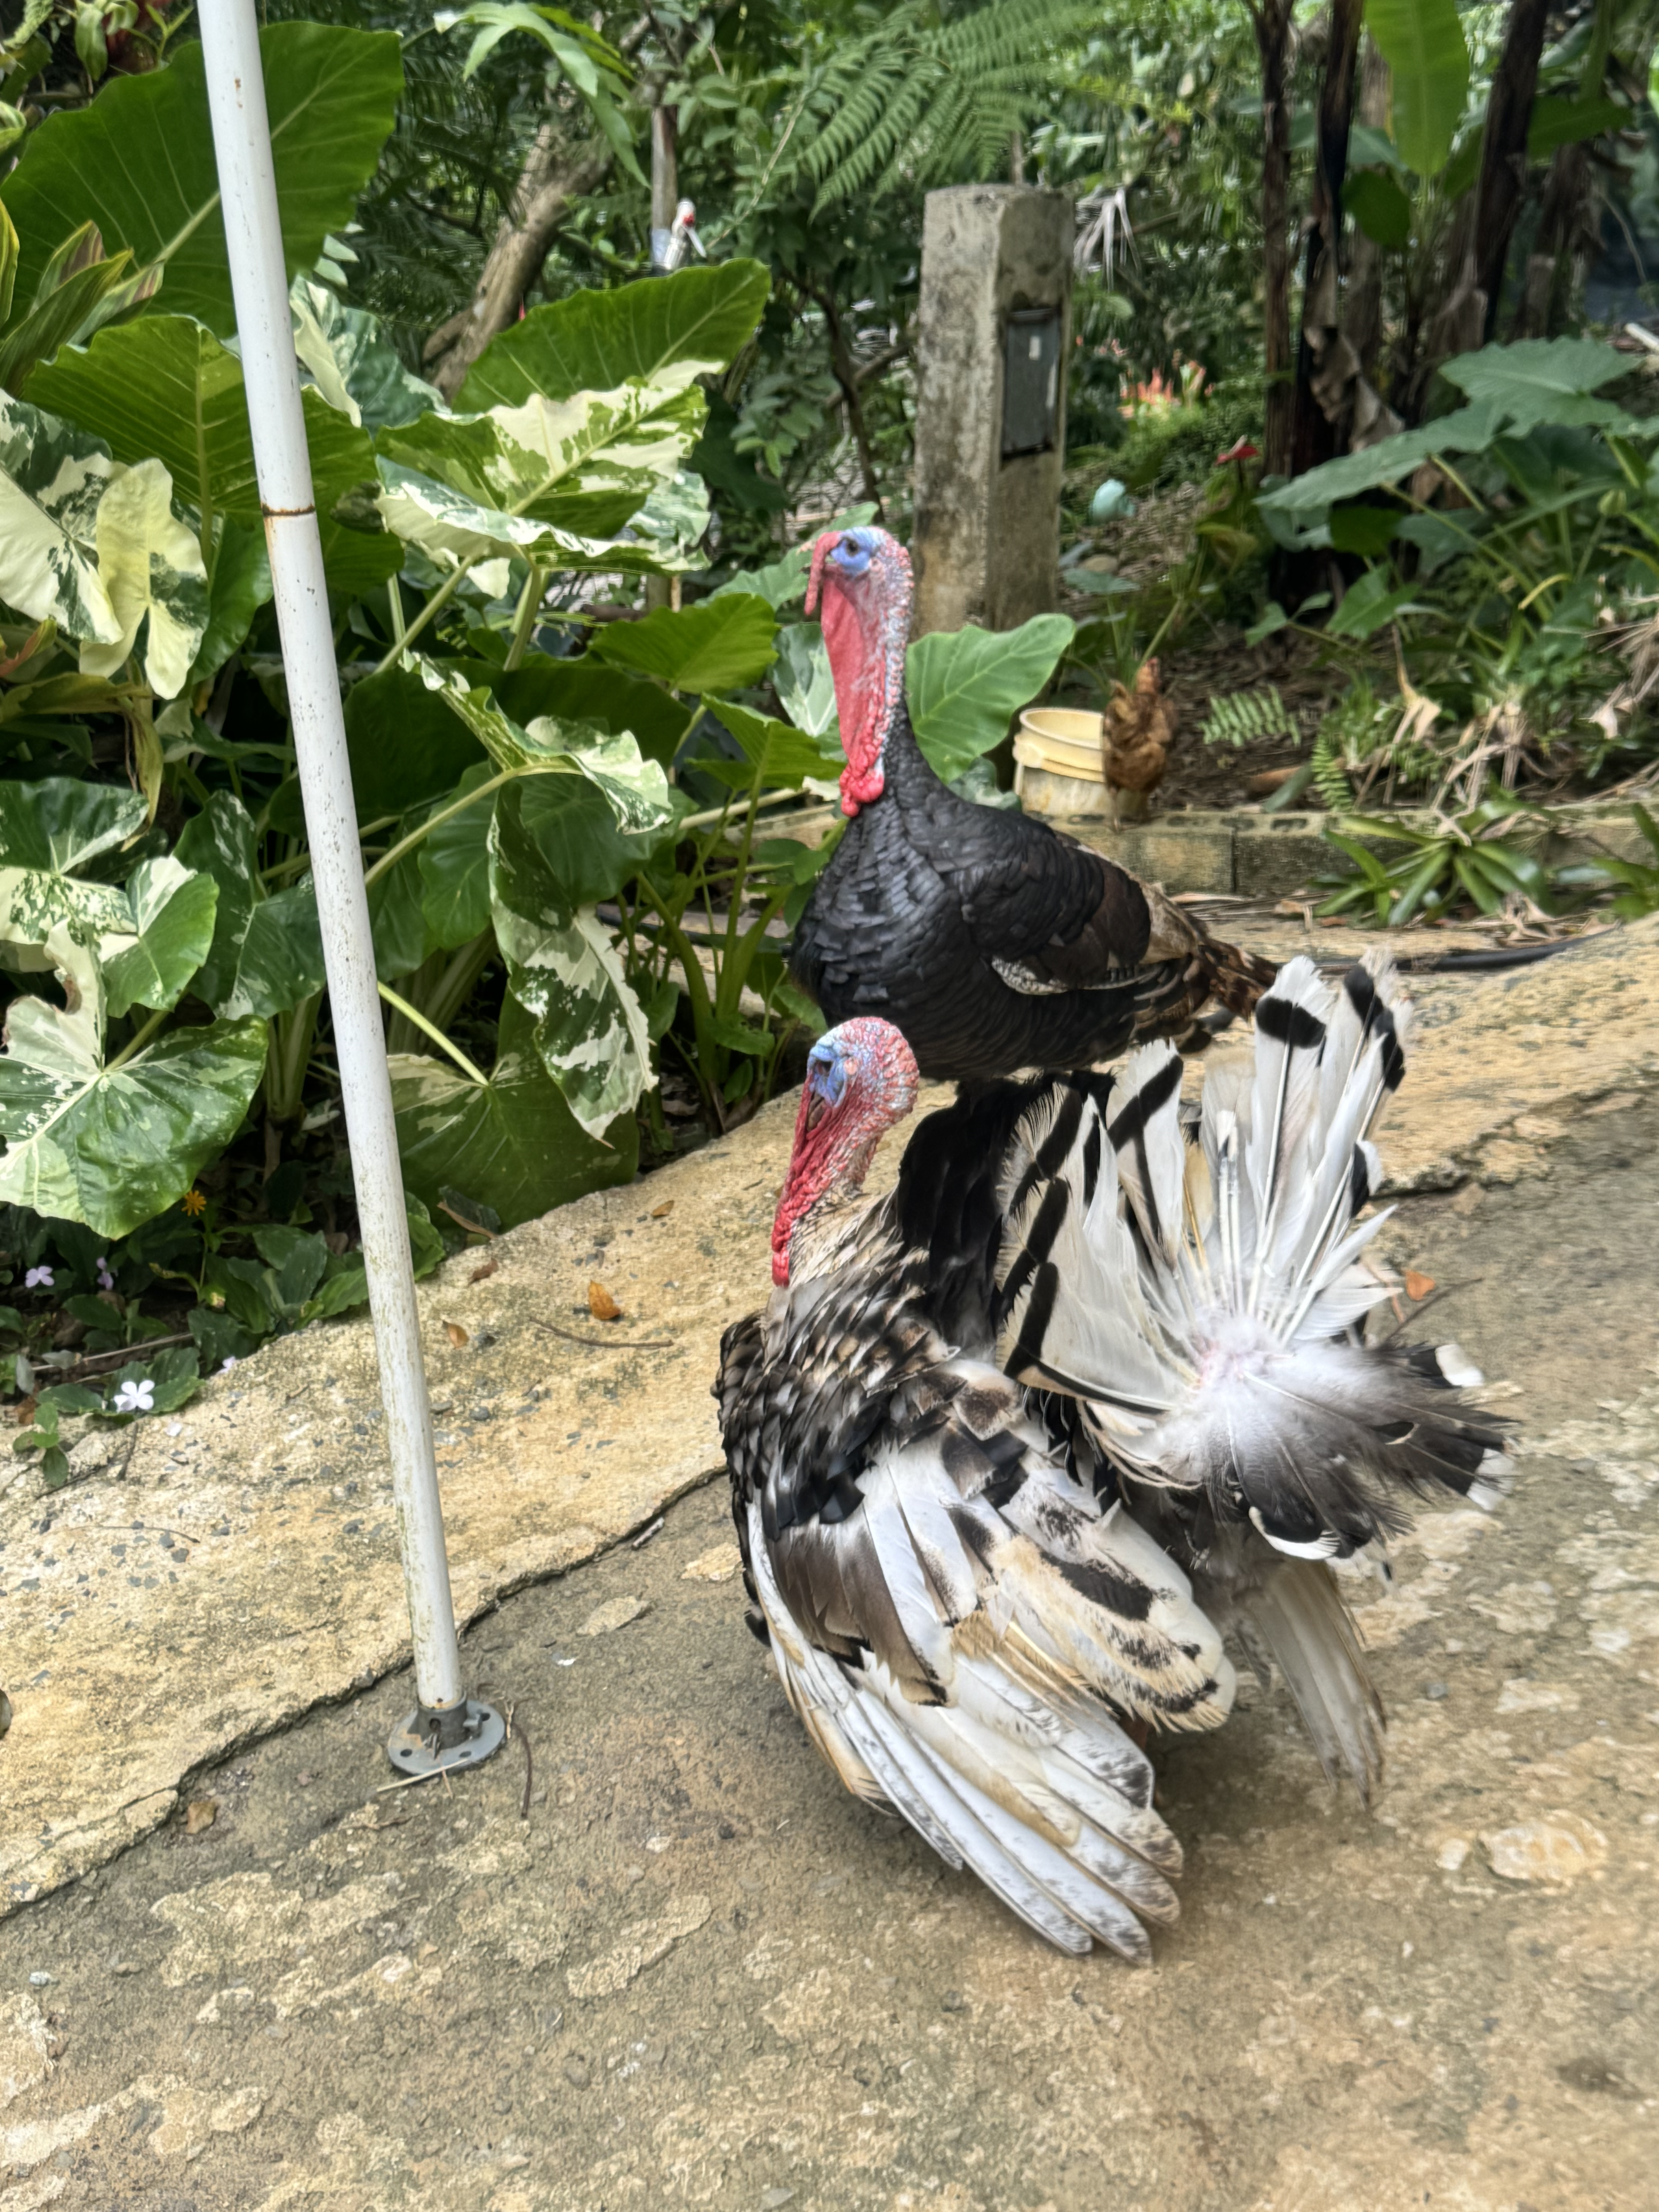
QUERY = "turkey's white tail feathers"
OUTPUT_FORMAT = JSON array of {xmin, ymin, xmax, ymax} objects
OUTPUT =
[
  {"xmin": 993, "ymin": 961, "xmax": 1513, "ymax": 1561},
  {"xmin": 1243, "ymin": 1562, "xmax": 1386, "ymax": 1803}
]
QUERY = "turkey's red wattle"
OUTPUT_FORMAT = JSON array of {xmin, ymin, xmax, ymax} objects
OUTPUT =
[
  {"xmin": 809, "ymin": 534, "xmax": 911, "ymax": 819},
  {"xmin": 819, "ymin": 586, "xmax": 890, "ymax": 816}
]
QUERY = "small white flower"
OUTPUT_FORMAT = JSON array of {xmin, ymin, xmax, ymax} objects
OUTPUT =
[
  {"xmin": 112, "ymin": 1379, "xmax": 155, "ymax": 1415},
  {"xmin": 24, "ymin": 1265, "xmax": 53, "ymax": 1290},
  {"xmin": 220, "ymin": 1355, "xmax": 238, "ymax": 1373},
  {"xmin": 96, "ymin": 1259, "xmax": 115, "ymax": 1290}
]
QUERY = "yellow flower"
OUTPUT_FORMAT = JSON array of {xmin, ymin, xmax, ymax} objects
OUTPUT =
[{"xmin": 180, "ymin": 1188, "xmax": 207, "ymax": 1218}]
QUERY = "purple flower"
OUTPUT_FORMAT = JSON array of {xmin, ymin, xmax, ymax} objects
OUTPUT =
[
  {"xmin": 96, "ymin": 1259, "xmax": 115, "ymax": 1291},
  {"xmin": 24, "ymin": 1265, "xmax": 53, "ymax": 1290}
]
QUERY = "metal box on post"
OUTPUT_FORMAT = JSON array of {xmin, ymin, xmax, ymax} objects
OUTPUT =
[{"xmin": 1001, "ymin": 307, "xmax": 1063, "ymax": 459}]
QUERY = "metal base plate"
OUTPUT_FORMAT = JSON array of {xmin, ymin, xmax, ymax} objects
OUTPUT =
[{"xmin": 388, "ymin": 1697, "xmax": 505, "ymax": 1778}]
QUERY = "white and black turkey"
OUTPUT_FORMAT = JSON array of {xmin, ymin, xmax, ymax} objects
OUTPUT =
[{"xmin": 714, "ymin": 959, "xmax": 1512, "ymax": 1958}]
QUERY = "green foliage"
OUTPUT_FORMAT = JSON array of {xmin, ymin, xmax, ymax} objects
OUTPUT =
[
  {"xmin": 1309, "ymin": 729, "xmax": 1354, "ymax": 812},
  {"xmin": 1365, "ymin": 0, "xmax": 1469, "ymax": 178},
  {"xmin": 1556, "ymin": 807, "xmax": 1659, "ymax": 919},
  {"xmin": 457, "ymin": 261, "xmax": 771, "ymax": 411},
  {"xmin": 1199, "ymin": 685, "xmax": 1293, "ymax": 750},
  {"xmin": 0, "ymin": 23, "xmax": 404, "ymax": 335},
  {"xmin": 780, "ymin": 0, "xmax": 1096, "ymax": 212},
  {"xmin": 1343, "ymin": 170, "xmax": 1412, "ymax": 252},
  {"xmin": 905, "ymin": 615, "xmax": 1076, "ymax": 785},
  {"xmin": 1315, "ymin": 795, "xmax": 1553, "ymax": 927},
  {"xmin": 1258, "ymin": 340, "xmax": 1639, "ymax": 521},
  {"xmin": 590, "ymin": 593, "xmax": 777, "ymax": 692}
]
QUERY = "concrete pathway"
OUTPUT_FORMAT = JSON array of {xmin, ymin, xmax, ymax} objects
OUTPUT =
[{"xmin": 1, "ymin": 920, "xmax": 1656, "ymax": 2208}]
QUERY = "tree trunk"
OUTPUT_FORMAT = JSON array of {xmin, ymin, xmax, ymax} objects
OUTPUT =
[
  {"xmin": 1252, "ymin": 0, "xmax": 1297, "ymax": 477},
  {"xmin": 1513, "ymin": 0, "xmax": 1613, "ymax": 337},
  {"xmin": 423, "ymin": 127, "xmax": 613, "ymax": 401},
  {"xmin": 1289, "ymin": 0, "xmax": 1364, "ymax": 476},
  {"xmin": 1514, "ymin": 141, "xmax": 1591, "ymax": 336},
  {"xmin": 1342, "ymin": 38, "xmax": 1391, "ymax": 378},
  {"xmin": 1474, "ymin": 0, "xmax": 1551, "ymax": 338}
]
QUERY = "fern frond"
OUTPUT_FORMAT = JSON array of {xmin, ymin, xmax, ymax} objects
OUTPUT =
[
  {"xmin": 780, "ymin": 0, "xmax": 1097, "ymax": 211},
  {"xmin": 1199, "ymin": 685, "xmax": 1295, "ymax": 749},
  {"xmin": 1310, "ymin": 730, "xmax": 1355, "ymax": 811}
]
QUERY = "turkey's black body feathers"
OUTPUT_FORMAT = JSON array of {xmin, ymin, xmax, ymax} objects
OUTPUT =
[{"xmin": 790, "ymin": 706, "xmax": 1265, "ymax": 1079}]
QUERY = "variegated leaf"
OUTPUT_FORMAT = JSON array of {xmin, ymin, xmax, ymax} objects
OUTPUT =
[
  {"xmin": 289, "ymin": 274, "xmax": 441, "ymax": 432},
  {"xmin": 80, "ymin": 458, "xmax": 210, "ymax": 697},
  {"xmin": 374, "ymin": 368, "xmax": 706, "ymax": 574},
  {"xmin": 0, "ymin": 865, "xmax": 128, "ymax": 977},
  {"xmin": 487, "ymin": 780, "xmax": 652, "ymax": 1139},
  {"xmin": 0, "ymin": 1001, "xmax": 267, "ymax": 1234},
  {"xmin": 0, "ymin": 391, "xmax": 121, "ymax": 645},
  {"xmin": 412, "ymin": 657, "xmax": 673, "ymax": 833}
]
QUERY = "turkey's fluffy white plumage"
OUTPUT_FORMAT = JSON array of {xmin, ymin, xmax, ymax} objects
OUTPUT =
[{"xmin": 716, "ymin": 956, "xmax": 1511, "ymax": 1955}]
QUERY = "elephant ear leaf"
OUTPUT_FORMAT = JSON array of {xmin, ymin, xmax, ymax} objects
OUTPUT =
[
  {"xmin": 0, "ymin": 392, "xmax": 122, "ymax": 647},
  {"xmin": 99, "ymin": 858, "xmax": 219, "ymax": 1022},
  {"xmin": 77, "ymin": 458, "xmax": 209, "ymax": 698},
  {"xmin": 0, "ymin": 915, "xmax": 266, "ymax": 1237},
  {"xmin": 487, "ymin": 780, "xmax": 653, "ymax": 1139},
  {"xmin": 0, "ymin": 22, "xmax": 403, "ymax": 337},
  {"xmin": 173, "ymin": 792, "xmax": 326, "ymax": 1020},
  {"xmin": 905, "ymin": 613, "xmax": 1075, "ymax": 784}
]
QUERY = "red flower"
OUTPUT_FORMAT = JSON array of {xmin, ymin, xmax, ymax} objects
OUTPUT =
[{"xmin": 1216, "ymin": 439, "xmax": 1260, "ymax": 466}]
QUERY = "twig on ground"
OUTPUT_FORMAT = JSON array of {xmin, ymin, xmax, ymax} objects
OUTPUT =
[
  {"xmin": 515, "ymin": 1711, "xmax": 535, "ymax": 1820},
  {"xmin": 376, "ymin": 1767, "xmax": 447, "ymax": 1796},
  {"xmin": 533, "ymin": 1320, "xmax": 672, "ymax": 1351},
  {"xmin": 60, "ymin": 1331, "xmax": 197, "ymax": 1377}
]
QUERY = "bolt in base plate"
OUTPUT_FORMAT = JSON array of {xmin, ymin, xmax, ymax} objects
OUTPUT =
[{"xmin": 388, "ymin": 1697, "xmax": 505, "ymax": 1778}]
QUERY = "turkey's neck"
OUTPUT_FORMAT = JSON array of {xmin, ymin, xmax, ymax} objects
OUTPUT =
[{"xmin": 852, "ymin": 698, "xmax": 939, "ymax": 815}]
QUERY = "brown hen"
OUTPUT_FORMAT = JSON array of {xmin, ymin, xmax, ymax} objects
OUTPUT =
[{"xmin": 1103, "ymin": 657, "xmax": 1175, "ymax": 815}]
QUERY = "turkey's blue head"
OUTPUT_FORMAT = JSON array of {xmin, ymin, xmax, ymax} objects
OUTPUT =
[
  {"xmin": 806, "ymin": 526, "xmax": 912, "ymax": 820},
  {"xmin": 772, "ymin": 1017, "xmax": 920, "ymax": 1285}
]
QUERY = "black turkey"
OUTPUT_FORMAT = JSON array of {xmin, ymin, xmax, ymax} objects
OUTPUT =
[
  {"xmin": 787, "ymin": 525, "xmax": 1278, "ymax": 1081},
  {"xmin": 715, "ymin": 960, "xmax": 1513, "ymax": 1955}
]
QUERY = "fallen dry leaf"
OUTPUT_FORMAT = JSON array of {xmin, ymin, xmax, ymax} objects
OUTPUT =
[
  {"xmin": 650, "ymin": 1199, "xmax": 674, "ymax": 1220},
  {"xmin": 468, "ymin": 1257, "xmax": 500, "ymax": 1285},
  {"xmin": 588, "ymin": 1281, "xmax": 623, "ymax": 1322},
  {"xmin": 185, "ymin": 1799, "xmax": 218, "ymax": 1836},
  {"xmin": 444, "ymin": 1322, "xmax": 469, "ymax": 1347},
  {"xmin": 1404, "ymin": 1269, "xmax": 1436, "ymax": 1300},
  {"xmin": 578, "ymin": 1594, "xmax": 647, "ymax": 1637}
]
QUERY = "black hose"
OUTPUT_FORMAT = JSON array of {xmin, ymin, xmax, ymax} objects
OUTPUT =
[
  {"xmin": 1313, "ymin": 937, "xmax": 1592, "ymax": 977},
  {"xmin": 1387, "ymin": 939, "xmax": 1588, "ymax": 975}
]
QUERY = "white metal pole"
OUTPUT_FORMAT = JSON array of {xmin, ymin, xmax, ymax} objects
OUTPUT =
[{"xmin": 200, "ymin": 0, "xmax": 498, "ymax": 1771}]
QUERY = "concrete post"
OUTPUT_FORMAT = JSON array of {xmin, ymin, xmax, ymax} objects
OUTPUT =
[{"xmin": 912, "ymin": 185, "xmax": 1072, "ymax": 637}]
